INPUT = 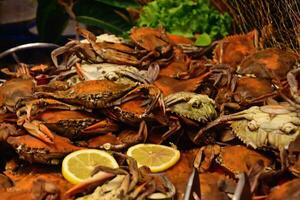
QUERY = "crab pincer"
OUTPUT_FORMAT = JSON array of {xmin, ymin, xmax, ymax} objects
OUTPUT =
[{"xmin": 23, "ymin": 120, "xmax": 54, "ymax": 144}]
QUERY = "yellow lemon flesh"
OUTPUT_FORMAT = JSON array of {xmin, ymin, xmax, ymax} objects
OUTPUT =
[
  {"xmin": 62, "ymin": 149, "xmax": 119, "ymax": 184},
  {"xmin": 127, "ymin": 144, "xmax": 180, "ymax": 173}
]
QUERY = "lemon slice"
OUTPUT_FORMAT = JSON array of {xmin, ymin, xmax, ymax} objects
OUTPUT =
[
  {"xmin": 127, "ymin": 144, "xmax": 180, "ymax": 172},
  {"xmin": 62, "ymin": 149, "xmax": 119, "ymax": 184}
]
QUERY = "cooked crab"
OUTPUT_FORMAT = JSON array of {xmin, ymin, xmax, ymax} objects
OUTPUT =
[
  {"xmin": 31, "ymin": 110, "xmax": 119, "ymax": 140},
  {"xmin": 7, "ymin": 132, "xmax": 82, "ymax": 164},
  {"xmin": 103, "ymin": 83, "xmax": 165, "ymax": 127},
  {"xmin": 160, "ymin": 91, "xmax": 217, "ymax": 143},
  {"xmin": 77, "ymin": 121, "xmax": 147, "ymax": 151},
  {"xmin": 34, "ymin": 80, "xmax": 138, "ymax": 109},
  {"xmin": 213, "ymin": 30, "xmax": 258, "ymax": 69},
  {"xmin": 76, "ymin": 62, "xmax": 159, "ymax": 84},
  {"xmin": 51, "ymin": 28, "xmax": 140, "ymax": 69},
  {"xmin": 196, "ymin": 145, "xmax": 272, "ymax": 175},
  {"xmin": 1, "ymin": 162, "xmax": 72, "ymax": 200},
  {"xmin": 0, "ymin": 78, "xmax": 35, "ymax": 113},
  {"xmin": 130, "ymin": 26, "xmax": 173, "ymax": 64},
  {"xmin": 214, "ymin": 76, "xmax": 276, "ymax": 112},
  {"xmin": 266, "ymin": 178, "xmax": 300, "ymax": 200},
  {"xmin": 237, "ymin": 48, "xmax": 299, "ymax": 81},
  {"xmin": 194, "ymin": 104, "xmax": 300, "ymax": 166}
]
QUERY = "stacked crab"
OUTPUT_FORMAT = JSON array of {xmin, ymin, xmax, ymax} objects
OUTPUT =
[{"xmin": 0, "ymin": 26, "xmax": 299, "ymax": 200}]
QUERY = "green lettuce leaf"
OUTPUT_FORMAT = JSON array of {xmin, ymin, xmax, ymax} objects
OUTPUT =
[{"xmin": 137, "ymin": 0, "xmax": 231, "ymax": 40}]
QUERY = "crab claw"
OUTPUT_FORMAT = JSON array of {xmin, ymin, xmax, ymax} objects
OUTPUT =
[
  {"xmin": 16, "ymin": 98, "xmax": 83, "ymax": 121},
  {"xmin": 110, "ymin": 84, "xmax": 165, "ymax": 116},
  {"xmin": 83, "ymin": 119, "xmax": 119, "ymax": 134},
  {"xmin": 23, "ymin": 120, "xmax": 54, "ymax": 144},
  {"xmin": 51, "ymin": 40, "xmax": 79, "ymax": 69}
]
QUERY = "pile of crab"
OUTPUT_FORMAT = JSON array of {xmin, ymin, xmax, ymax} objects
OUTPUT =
[{"xmin": 0, "ymin": 26, "xmax": 300, "ymax": 200}]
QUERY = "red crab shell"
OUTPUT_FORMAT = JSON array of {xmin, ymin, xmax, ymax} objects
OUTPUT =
[{"xmin": 213, "ymin": 30, "xmax": 257, "ymax": 69}]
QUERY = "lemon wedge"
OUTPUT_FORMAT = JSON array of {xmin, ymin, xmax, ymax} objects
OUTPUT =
[
  {"xmin": 127, "ymin": 144, "xmax": 180, "ymax": 172},
  {"xmin": 62, "ymin": 149, "xmax": 119, "ymax": 184}
]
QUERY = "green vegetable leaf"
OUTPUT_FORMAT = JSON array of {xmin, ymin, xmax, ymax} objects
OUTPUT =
[
  {"xmin": 36, "ymin": 0, "xmax": 69, "ymax": 43},
  {"xmin": 194, "ymin": 33, "xmax": 212, "ymax": 46},
  {"xmin": 137, "ymin": 0, "xmax": 232, "ymax": 40}
]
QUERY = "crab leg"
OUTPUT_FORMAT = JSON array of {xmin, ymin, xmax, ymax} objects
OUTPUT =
[
  {"xmin": 16, "ymin": 98, "xmax": 83, "ymax": 122},
  {"xmin": 23, "ymin": 120, "xmax": 54, "ymax": 144},
  {"xmin": 193, "ymin": 109, "xmax": 255, "ymax": 144},
  {"xmin": 51, "ymin": 40, "xmax": 78, "ymax": 68},
  {"xmin": 64, "ymin": 171, "xmax": 116, "ymax": 199},
  {"xmin": 287, "ymin": 68, "xmax": 300, "ymax": 104},
  {"xmin": 164, "ymin": 92, "xmax": 195, "ymax": 106},
  {"xmin": 160, "ymin": 117, "xmax": 181, "ymax": 144},
  {"xmin": 83, "ymin": 119, "xmax": 119, "ymax": 134},
  {"xmin": 65, "ymin": 164, "xmax": 129, "ymax": 198}
]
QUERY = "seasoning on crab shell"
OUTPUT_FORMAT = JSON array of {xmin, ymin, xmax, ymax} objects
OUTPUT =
[
  {"xmin": 34, "ymin": 80, "xmax": 138, "ymax": 109},
  {"xmin": 33, "ymin": 110, "xmax": 119, "ymax": 140},
  {"xmin": 7, "ymin": 133, "xmax": 82, "ymax": 164}
]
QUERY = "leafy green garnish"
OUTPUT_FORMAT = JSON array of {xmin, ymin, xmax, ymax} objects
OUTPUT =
[
  {"xmin": 137, "ymin": 0, "xmax": 231, "ymax": 40},
  {"xmin": 195, "ymin": 33, "xmax": 212, "ymax": 46}
]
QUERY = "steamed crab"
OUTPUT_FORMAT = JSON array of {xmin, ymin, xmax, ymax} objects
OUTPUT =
[
  {"xmin": 196, "ymin": 145, "xmax": 272, "ymax": 175},
  {"xmin": 0, "ymin": 123, "xmax": 81, "ymax": 164},
  {"xmin": 51, "ymin": 28, "xmax": 140, "ymax": 69},
  {"xmin": 158, "ymin": 91, "xmax": 217, "ymax": 143},
  {"xmin": 1, "ymin": 160, "xmax": 72, "ymax": 199},
  {"xmin": 103, "ymin": 83, "xmax": 165, "ymax": 127},
  {"xmin": 34, "ymin": 80, "xmax": 138, "ymax": 109},
  {"xmin": 7, "ymin": 133, "xmax": 82, "ymax": 164},
  {"xmin": 213, "ymin": 30, "xmax": 258, "ymax": 70},
  {"xmin": 0, "ymin": 78, "xmax": 35, "ymax": 113},
  {"xmin": 75, "ymin": 62, "xmax": 159, "ymax": 84},
  {"xmin": 26, "ymin": 110, "xmax": 119, "ymax": 140},
  {"xmin": 194, "ymin": 104, "xmax": 300, "ymax": 165},
  {"xmin": 130, "ymin": 26, "xmax": 174, "ymax": 64},
  {"xmin": 77, "ymin": 121, "xmax": 148, "ymax": 151},
  {"xmin": 210, "ymin": 29, "xmax": 299, "ymax": 112}
]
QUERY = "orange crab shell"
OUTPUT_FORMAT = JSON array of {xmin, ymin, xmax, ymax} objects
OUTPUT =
[
  {"xmin": 165, "ymin": 149, "xmax": 198, "ymax": 199},
  {"xmin": 7, "ymin": 133, "xmax": 82, "ymax": 164},
  {"xmin": 200, "ymin": 172, "xmax": 236, "ymax": 200},
  {"xmin": 213, "ymin": 30, "xmax": 257, "ymax": 69},
  {"xmin": 266, "ymin": 178, "xmax": 300, "ymax": 200},
  {"xmin": 217, "ymin": 145, "xmax": 272, "ymax": 174},
  {"xmin": 130, "ymin": 27, "xmax": 172, "ymax": 51},
  {"xmin": 154, "ymin": 72, "xmax": 210, "ymax": 96},
  {"xmin": 233, "ymin": 77, "xmax": 274, "ymax": 103},
  {"xmin": 0, "ymin": 79, "xmax": 34, "ymax": 111},
  {"xmin": 237, "ymin": 48, "xmax": 299, "ymax": 80},
  {"xmin": 159, "ymin": 48, "xmax": 191, "ymax": 78},
  {"xmin": 1, "ymin": 172, "xmax": 72, "ymax": 199}
]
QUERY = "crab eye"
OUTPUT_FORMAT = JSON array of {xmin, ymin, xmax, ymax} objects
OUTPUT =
[
  {"xmin": 281, "ymin": 123, "xmax": 298, "ymax": 134},
  {"xmin": 247, "ymin": 120, "xmax": 259, "ymax": 131},
  {"xmin": 191, "ymin": 101, "xmax": 202, "ymax": 108}
]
